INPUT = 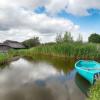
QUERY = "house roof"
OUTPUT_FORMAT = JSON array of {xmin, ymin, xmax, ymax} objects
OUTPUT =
[{"xmin": 0, "ymin": 40, "xmax": 25, "ymax": 49}]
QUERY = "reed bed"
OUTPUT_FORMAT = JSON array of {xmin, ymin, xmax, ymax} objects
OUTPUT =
[
  {"xmin": 0, "ymin": 42, "xmax": 99, "ymax": 65},
  {"xmin": 25, "ymin": 43, "xmax": 100, "ymax": 59},
  {"xmin": 0, "ymin": 50, "xmax": 19, "ymax": 65},
  {"xmin": 0, "ymin": 53, "xmax": 9, "ymax": 65}
]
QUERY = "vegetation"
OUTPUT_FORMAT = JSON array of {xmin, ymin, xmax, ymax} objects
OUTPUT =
[
  {"xmin": 87, "ymin": 81, "xmax": 100, "ymax": 100},
  {"xmin": 88, "ymin": 33, "xmax": 100, "ymax": 43},
  {"xmin": 0, "ymin": 32, "xmax": 99, "ymax": 65},
  {"xmin": 76, "ymin": 33, "xmax": 83, "ymax": 43},
  {"xmin": 0, "ymin": 53, "xmax": 13, "ymax": 65},
  {"xmin": 0, "ymin": 53, "xmax": 9, "ymax": 65},
  {"xmin": 22, "ymin": 37, "xmax": 40, "ymax": 48},
  {"xmin": 0, "ymin": 32, "xmax": 99, "ymax": 63},
  {"xmin": 56, "ymin": 33, "xmax": 63, "ymax": 43},
  {"xmin": 0, "ymin": 50, "xmax": 19, "ymax": 65},
  {"xmin": 55, "ymin": 32, "xmax": 73, "ymax": 43},
  {"xmin": 16, "ymin": 42, "xmax": 100, "ymax": 59},
  {"xmin": 63, "ymin": 32, "xmax": 73, "ymax": 42}
]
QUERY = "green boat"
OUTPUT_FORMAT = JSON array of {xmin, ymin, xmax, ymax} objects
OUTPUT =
[{"xmin": 75, "ymin": 60, "xmax": 100, "ymax": 84}]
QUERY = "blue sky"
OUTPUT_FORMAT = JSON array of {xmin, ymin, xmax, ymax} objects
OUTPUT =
[
  {"xmin": 34, "ymin": 5, "xmax": 100, "ymax": 41},
  {"xmin": 35, "ymin": 6, "xmax": 100, "ymax": 34},
  {"xmin": 34, "ymin": 6, "xmax": 100, "ymax": 40},
  {"xmin": 58, "ymin": 9, "xmax": 100, "ymax": 33},
  {"xmin": 0, "ymin": 0, "xmax": 100, "ymax": 42}
]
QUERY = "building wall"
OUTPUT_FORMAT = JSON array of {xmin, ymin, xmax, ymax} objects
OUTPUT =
[{"xmin": 0, "ymin": 45, "xmax": 12, "ymax": 53}]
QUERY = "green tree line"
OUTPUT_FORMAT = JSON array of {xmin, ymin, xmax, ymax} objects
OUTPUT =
[{"xmin": 22, "ymin": 32, "xmax": 100, "ymax": 48}]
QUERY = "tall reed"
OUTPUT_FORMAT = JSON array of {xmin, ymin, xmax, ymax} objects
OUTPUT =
[{"xmin": 26, "ymin": 43, "xmax": 100, "ymax": 59}]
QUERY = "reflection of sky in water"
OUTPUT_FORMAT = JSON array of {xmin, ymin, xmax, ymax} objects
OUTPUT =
[
  {"xmin": 0, "ymin": 58, "xmax": 86, "ymax": 100},
  {"xmin": 0, "ymin": 58, "xmax": 60, "ymax": 85}
]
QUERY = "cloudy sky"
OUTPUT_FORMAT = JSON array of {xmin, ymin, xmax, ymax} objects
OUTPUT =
[{"xmin": 0, "ymin": 0, "xmax": 100, "ymax": 43}]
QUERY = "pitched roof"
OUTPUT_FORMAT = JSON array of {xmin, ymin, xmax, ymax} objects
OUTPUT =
[{"xmin": 3, "ymin": 40, "xmax": 25, "ymax": 49}]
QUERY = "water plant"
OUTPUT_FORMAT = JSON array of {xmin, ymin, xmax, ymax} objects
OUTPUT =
[
  {"xmin": 0, "ymin": 53, "xmax": 9, "ymax": 65},
  {"xmin": 25, "ymin": 43, "xmax": 100, "ymax": 59}
]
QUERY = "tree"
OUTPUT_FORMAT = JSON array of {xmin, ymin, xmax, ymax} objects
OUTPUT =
[
  {"xmin": 76, "ymin": 33, "xmax": 83, "ymax": 43},
  {"xmin": 56, "ymin": 33, "xmax": 63, "ymax": 43},
  {"xmin": 22, "ymin": 37, "xmax": 40, "ymax": 48},
  {"xmin": 63, "ymin": 32, "xmax": 73, "ymax": 42},
  {"xmin": 88, "ymin": 33, "xmax": 100, "ymax": 43}
]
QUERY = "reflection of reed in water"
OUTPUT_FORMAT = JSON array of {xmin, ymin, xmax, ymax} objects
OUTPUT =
[{"xmin": 75, "ymin": 73, "xmax": 91, "ymax": 96}]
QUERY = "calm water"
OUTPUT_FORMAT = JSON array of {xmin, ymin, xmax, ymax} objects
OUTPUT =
[{"xmin": 0, "ymin": 57, "xmax": 92, "ymax": 100}]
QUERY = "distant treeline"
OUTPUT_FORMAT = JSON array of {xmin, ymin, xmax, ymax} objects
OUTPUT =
[
  {"xmin": 22, "ymin": 37, "xmax": 40, "ymax": 48},
  {"xmin": 22, "ymin": 32, "xmax": 100, "ymax": 48},
  {"xmin": 56, "ymin": 32, "xmax": 100, "ymax": 43}
]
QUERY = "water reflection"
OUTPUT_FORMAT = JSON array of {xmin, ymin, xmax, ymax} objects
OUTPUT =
[
  {"xmin": 0, "ymin": 58, "xmax": 61, "ymax": 86},
  {"xmin": 75, "ymin": 73, "xmax": 91, "ymax": 96},
  {"xmin": 0, "ymin": 58, "xmax": 87, "ymax": 100}
]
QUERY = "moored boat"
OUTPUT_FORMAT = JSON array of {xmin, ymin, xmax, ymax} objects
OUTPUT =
[{"xmin": 75, "ymin": 60, "xmax": 100, "ymax": 84}]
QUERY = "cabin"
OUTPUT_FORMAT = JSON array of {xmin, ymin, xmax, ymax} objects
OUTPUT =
[
  {"xmin": 0, "ymin": 43, "xmax": 12, "ymax": 53},
  {"xmin": 0, "ymin": 40, "xmax": 25, "ymax": 53},
  {"xmin": 3, "ymin": 40, "xmax": 25, "ymax": 49}
]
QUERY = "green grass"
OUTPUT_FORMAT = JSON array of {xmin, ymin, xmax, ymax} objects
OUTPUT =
[
  {"xmin": 0, "ymin": 50, "xmax": 19, "ymax": 65},
  {"xmin": 18, "ymin": 42, "xmax": 100, "ymax": 59},
  {"xmin": 87, "ymin": 81, "xmax": 100, "ymax": 100},
  {"xmin": 0, "ymin": 53, "xmax": 9, "ymax": 65},
  {"xmin": 0, "ymin": 42, "xmax": 99, "ymax": 66}
]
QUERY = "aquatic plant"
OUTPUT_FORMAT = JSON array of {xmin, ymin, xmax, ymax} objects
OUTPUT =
[
  {"xmin": 0, "ymin": 53, "xmax": 9, "ymax": 65},
  {"xmin": 23, "ymin": 42, "xmax": 100, "ymax": 59},
  {"xmin": 0, "ymin": 42, "xmax": 99, "ymax": 65},
  {"xmin": 0, "ymin": 50, "xmax": 19, "ymax": 65}
]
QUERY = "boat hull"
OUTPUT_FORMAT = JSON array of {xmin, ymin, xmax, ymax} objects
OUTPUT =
[
  {"xmin": 75, "ymin": 60, "xmax": 100, "ymax": 84},
  {"xmin": 75, "ymin": 66, "xmax": 94, "ymax": 84}
]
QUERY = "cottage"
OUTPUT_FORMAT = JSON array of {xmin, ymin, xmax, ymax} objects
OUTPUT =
[
  {"xmin": 0, "ymin": 43, "xmax": 12, "ymax": 53},
  {"xmin": 0, "ymin": 40, "xmax": 25, "ymax": 53},
  {"xmin": 4, "ymin": 40, "xmax": 25, "ymax": 49}
]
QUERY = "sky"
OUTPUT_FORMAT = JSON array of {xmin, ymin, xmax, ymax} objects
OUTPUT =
[{"xmin": 0, "ymin": 0, "xmax": 100, "ymax": 43}]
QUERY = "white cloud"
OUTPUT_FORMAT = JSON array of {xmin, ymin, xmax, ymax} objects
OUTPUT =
[
  {"xmin": 0, "ymin": 0, "xmax": 100, "ymax": 16},
  {"xmin": 0, "ymin": 3, "xmax": 78, "ymax": 32},
  {"xmin": 0, "ymin": 29, "xmax": 58, "ymax": 43},
  {"xmin": 66, "ymin": 0, "xmax": 100, "ymax": 16},
  {"xmin": 0, "ymin": 0, "xmax": 79, "ymax": 42},
  {"xmin": 45, "ymin": 0, "xmax": 68, "ymax": 14},
  {"xmin": 44, "ymin": 0, "xmax": 100, "ymax": 16},
  {"xmin": 0, "ymin": 0, "xmax": 99, "ymax": 43},
  {"xmin": 1, "ymin": 0, "xmax": 99, "ymax": 42}
]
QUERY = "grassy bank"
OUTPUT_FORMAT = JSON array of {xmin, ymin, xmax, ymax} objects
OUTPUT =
[
  {"xmin": 18, "ymin": 42, "xmax": 100, "ymax": 59},
  {"xmin": 0, "ymin": 50, "xmax": 19, "ymax": 65},
  {"xmin": 0, "ymin": 53, "xmax": 9, "ymax": 65},
  {"xmin": 87, "ymin": 81, "xmax": 100, "ymax": 100},
  {"xmin": 0, "ymin": 42, "xmax": 100, "ymax": 65}
]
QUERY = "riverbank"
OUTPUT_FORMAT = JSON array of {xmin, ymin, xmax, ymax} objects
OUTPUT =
[
  {"xmin": 18, "ymin": 42, "xmax": 100, "ymax": 59},
  {"xmin": 0, "ymin": 42, "xmax": 100, "ymax": 64},
  {"xmin": 0, "ymin": 52, "xmax": 19, "ymax": 65},
  {"xmin": 87, "ymin": 81, "xmax": 100, "ymax": 100}
]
